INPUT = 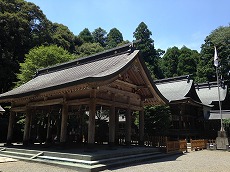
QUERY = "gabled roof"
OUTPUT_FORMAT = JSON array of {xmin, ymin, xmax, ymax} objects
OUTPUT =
[
  {"xmin": 155, "ymin": 75, "xmax": 201, "ymax": 104},
  {"xmin": 0, "ymin": 42, "xmax": 167, "ymax": 105},
  {"xmin": 195, "ymin": 82, "xmax": 228, "ymax": 106}
]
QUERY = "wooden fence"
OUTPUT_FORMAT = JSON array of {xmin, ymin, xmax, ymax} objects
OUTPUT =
[
  {"xmin": 144, "ymin": 136, "xmax": 188, "ymax": 153},
  {"xmin": 118, "ymin": 135, "xmax": 208, "ymax": 153},
  {"xmin": 190, "ymin": 139, "xmax": 208, "ymax": 151}
]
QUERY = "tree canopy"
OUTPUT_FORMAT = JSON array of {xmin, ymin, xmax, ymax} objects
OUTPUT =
[
  {"xmin": 92, "ymin": 27, "xmax": 107, "ymax": 47},
  {"xmin": 133, "ymin": 22, "xmax": 156, "ymax": 64},
  {"xmin": 50, "ymin": 23, "xmax": 75, "ymax": 53},
  {"xmin": 78, "ymin": 28, "xmax": 94, "ymax": 43},
  {"xmin": 133, "ymin": 22, "xmax": 161, "ymax": 79},
  {"xmin": 16, "ymin": 45, "xmax": 76, "ymax": 86},
  {"xmin": 106, "ymin": 28, "xmax": 123, "ymax": 49},
  {"xmin": 75, "ymin": 42, "xmax": 104, "ymax": 58},
  {"xmin": 160, "ymin": 46, "xmax": 199, "ymax": 78},
  {"xmin": 196, "ymin": 25, "xmax": 230, "ymax": 83},
  {"xmin": 0, "ymin": 0, "xmax": 52, "ymax": 92},
  {"xmin": 160, "ymin": 46, "xmax": 180, "ymax": 78}
]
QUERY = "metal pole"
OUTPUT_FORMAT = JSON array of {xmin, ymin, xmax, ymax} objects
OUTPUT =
[{"xmin": 216, "ymin": 66, "xmax": 224, "ymax": 131}]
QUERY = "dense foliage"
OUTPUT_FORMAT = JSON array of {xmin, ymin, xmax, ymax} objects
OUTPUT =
[
  {"xmin": 16, "ymin": 45, "xmax": 76, "ymax": 86},
  {"xmin": 106, "ymin": 28, "xmax": 124, "ymax": 49},
  {"xmin": 160, "ymin": 46, "xmax": 199, "ymax": 78},
  {"xmin": 196, "ymin": 25, "xmax": 230, "ymax": 83},
  {"xmin": 133, "ymin": 22, "xmax": 162, "ymax": 79},
  {"xmin": 0, "ymin": 0, "xmax": 52, "ymax": 92},
  {"xmin": 144, "ymin": 105, "xmax": 171, "ymax": 135}
]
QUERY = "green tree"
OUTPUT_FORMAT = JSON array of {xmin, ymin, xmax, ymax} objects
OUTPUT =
[
  {"xmin": 144, "ymin": 105, "xmax": 171, "ymax": 136},
  {"xmin": 78, "ymin": 28, "xmax": 93, "ymax": 43},
  {"xmin": 16, "ymin": 45, "xmax": 76, "ymax": 86},
  {"xmin": 76, "ymin": 42, "xmax": 104, "ymax": 58},
  {"xmin": 160, "ymin": 46, "xmax": 180, "ymax": 78},
  {"xmin": 177, "ymin": 46, "xmax": 199, "ymax": 77},
  {"xmin": 50, "ymin": 23, "xmax": 76, "ymax": 53},
  {"xmin": 196, "ymin": 25, "xmax": 230, "ymax": 83},
  {"xmin": 92, "ymin": 27, "xmax": 107, "ymax": 47},
  {"xmin": 133, "ymin": 22, "xmax": 156, "ymax": 64},
  {"xmin": 133, "ymin": 22, "xmax": 160, "ymax": 78},
  {"xmin": 160, "ymin": 46, "xmax": 199, "ymax": 78},
  {"xmin": 106, "ymin": 28, "xmax": 123, "ymax": 49},
  {"xmin": 0, "ymin": 0, "xmax": 52, "ymax": 92}
]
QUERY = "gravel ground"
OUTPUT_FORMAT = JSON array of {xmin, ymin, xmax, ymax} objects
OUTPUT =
[{"xmin": 0, "ymin": 150, "xmax": 230, "ymax": 172}]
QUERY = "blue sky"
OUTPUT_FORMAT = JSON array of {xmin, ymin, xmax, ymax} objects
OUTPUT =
[{"xmin": 27, "ymin": 0, "xmax": 229, "ymax": 52}]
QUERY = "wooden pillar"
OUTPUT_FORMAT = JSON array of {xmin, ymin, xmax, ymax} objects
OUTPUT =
[
  {"xmin": 60, "ymin": 103, "xmax": 68, "ymax": 143},
  {"xmin": 46, "ymin": 113, "xmax": 52, "ymax": 143},
  {"xmin": 109, "ymin": 94, "xmax": 115, "ymax": 146},
  {"xmin": 139, "ymin": 101, "xmax": 144, "ymax": 146},
  {"xmin": 6, "ymin": 111, "xmax": 16, "ymax": 145},
  {"xmin": 88, "ymin": 89, "xmax": 96, "ymax": 146},
  {"xmin": 115, "ymin": 109, "xmax": 119, "ymax": 145},
  {"xmin": 23, "ymin": 108, "xmax": 32, "ymax": 145},
  {"xmin": 125, "ymin": 97, "xmax": 131, "ymax": 146}
]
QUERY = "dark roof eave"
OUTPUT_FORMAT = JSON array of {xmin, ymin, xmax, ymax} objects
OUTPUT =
[{"xmin": 169, "ymin": 97, "xmax": 211, "ymax": 108}]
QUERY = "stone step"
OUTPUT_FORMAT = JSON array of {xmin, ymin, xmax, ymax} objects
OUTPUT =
[
  {"xmin": 35, "ymin": 151, "xmax": 161, "ymax": 165},
  {"xmin": 0, "ymin": 146, "xmax": 181, "ymax": 172},
  {"xmin": 0, "ymin": 150, "xmax": 36, "ymax": 158},
  {"xmin": 30, "ymin": 151, "xmax": 181, "ymax": 172},
  {"xmin": 0, "ymin": 147, "xmax": 40, "ymax": 155}
]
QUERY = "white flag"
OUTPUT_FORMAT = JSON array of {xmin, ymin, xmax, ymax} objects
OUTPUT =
[{"xmin": 214, "ymin": 46, "xmax": 218, "ymax": 67}]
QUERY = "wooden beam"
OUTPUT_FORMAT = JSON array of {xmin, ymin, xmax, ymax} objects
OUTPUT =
[
  {"xmin": 11, "ymin": 106, "xmax": 26, "ymax": 112},
  {"xmin": 28, "ymin": 98, "xmax": 63, "ymax": 107},
  {"xmin": 96, "ymin": 98, "xmax": 142, "ymax": 111},
  {"xmin": 114, "ymin": 80, "xmax": 146, "ymax": 89},
  {"xmin": 101, "ymin": 86, "xmax": 141, "ymax": 100},
  {"xmin": 67, "ymin": 98, "xmax": 90, "ymax": 106}
]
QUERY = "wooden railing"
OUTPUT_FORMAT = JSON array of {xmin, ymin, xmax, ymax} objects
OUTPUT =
[
  {"xmin": 179, "ymin": 140, "xmax": 187, "ymax": 152},
  {"xmin": 190, "ymin": 139, "xmax": 208, "ymax": 151},
  {"xmin": 144, "ymin": 135, "xmax": 167, "ymax": 147},
  {"xmin": 118, "ymin": 134, "xmax": 209, "ymax": 153},
  {"xmin": 144, "ymin": 136, "xmax": 187, "ymax": 153},
  {"xmin": 166, "ymin": 141, "xmax": 179, "ymax": 153}
]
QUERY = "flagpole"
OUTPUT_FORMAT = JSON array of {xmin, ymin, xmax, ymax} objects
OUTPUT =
[
  {"xmin": 216, "ymin": 66, "xmax": 224, "ymax": 131},
  {"xmin": 214, "ymin": 46, "xmax": 224, "ymax": 131}
]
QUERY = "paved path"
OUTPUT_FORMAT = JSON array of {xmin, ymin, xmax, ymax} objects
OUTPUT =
[{"xmin": 0, "ymin": 150, "xmax": 230, "ymax": 172}]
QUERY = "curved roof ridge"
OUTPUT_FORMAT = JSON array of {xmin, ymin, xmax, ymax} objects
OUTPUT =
[
  {"xmin": 195, "ymin": 82, "xmax": 228, "ymax": 105},
  {"xmin": 195, "ymin": 81, "xmax": 226, "ymax": 89},
  {"xmin": 37, "ymin": 42, "xmax": 136, "ymax": 76},
  {"xmin": 155, "ymin": 75, "xmax": 191, "ymax": 84}
]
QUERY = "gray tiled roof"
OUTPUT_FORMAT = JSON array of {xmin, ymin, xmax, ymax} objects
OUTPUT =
[
  {"xmin": 155, "ymin": 76, "xmax": 194, "ymax": 102},
  {"xmin": 0, "ymin": 49, "xmax": 139, "ymax": 99},
  {"xmin": 195, "ymin": 82, "xmax": 227, "ymax": 105}
]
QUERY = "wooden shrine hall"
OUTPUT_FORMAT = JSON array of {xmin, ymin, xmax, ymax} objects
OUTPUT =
[
  {"xmin": 0, "ymin": 43, "xmax": 167, "ymax": 147},
  {"xmin": 155, "ymin": 75, "xmax": 206, "ymax": 139}
]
